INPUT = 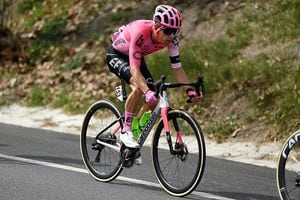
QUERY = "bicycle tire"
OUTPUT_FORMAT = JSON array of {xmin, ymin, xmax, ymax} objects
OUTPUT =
[
  {"xmin": 277, "ymin": 130, "xmax": 300, "ymax": 200},
  {"xmin": 80, "ymin": 100, "xmax": 123, "ymax": 182},
  {"xmin": 152, "ymin": 109, "xmax": 206, "ymax": 196}
]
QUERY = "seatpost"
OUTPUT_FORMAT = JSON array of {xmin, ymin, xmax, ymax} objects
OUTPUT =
[{"xmin": 121, "ymin": 79, "xmax": 127, "ymax": 103}]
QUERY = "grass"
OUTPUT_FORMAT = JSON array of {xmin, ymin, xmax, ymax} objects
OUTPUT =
[
  {"xmin": 26, "ymin": 85, "xmax": 49, "ymax": 106},
  {"xmin": 207, "ymin": 114, "xmax": 239, "ymax": 141},
  {"xmin": 25, "ymin": 13, "xmax": 68, "ymax": 64},
  {"xmin": 51, "ymin": 90, "xmax": 71, "ymax": 109},
  {"xmin": 0, "ymin": 97, "xmax": 9, "ymax": 107},
  {"xmin": 16, "ymin": 0, "xmax": 44, "ymax": 14},
  {"xmin": 51, "ymin": 89, "xmax": 94, "ymax": 114},
  {"xmin": 62, "ymin": 55, "xmax": 86, "ymax": 71},
  {"xmin": 244, "ymin": 0, "xmax": 300, "ymax": 44},
  {"xmin": 1, "ymin": 70, "xmax": 16, "ymax": 79},
  {"xmin": 17, "ymin": 0, "xmax": 68, "ymax": 62}
]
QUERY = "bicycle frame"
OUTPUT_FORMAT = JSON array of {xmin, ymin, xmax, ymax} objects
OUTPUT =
[
  {"xmin": 95, "ymin": 90, "xmax": 174, "ymax": 153},
  {"xmin": 97, "ymin": 75, "xmax": 204, "ymax": 153},
  {"xmin": 81, "ymin": 74, "xmax": 206, "ymax": 196},
  {"xmin": 137, "ymin": 90, "xmax": 170, "ymax": 148}
]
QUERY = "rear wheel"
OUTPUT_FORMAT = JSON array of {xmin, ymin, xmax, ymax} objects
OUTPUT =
[
  {"xmin": 277, "ymin": 130, "xmax": 300, "ymax": 200},
  {"xmin": 152, "ymin": 110, "xmax": 206, "ymax": 196},
  {"xmin": 80, "ymin": 100, "xmax": 123, "ymax": 182}
]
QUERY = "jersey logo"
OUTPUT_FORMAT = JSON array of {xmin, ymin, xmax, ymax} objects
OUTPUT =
[{"xmin": 135, "ymin": 35, "xmax": 144, "ymax": 48}]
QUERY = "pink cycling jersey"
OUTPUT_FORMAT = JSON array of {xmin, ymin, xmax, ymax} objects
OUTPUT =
[{"xmin": 111, "ymin": 20, "xmax": 181, "ymax": 68}]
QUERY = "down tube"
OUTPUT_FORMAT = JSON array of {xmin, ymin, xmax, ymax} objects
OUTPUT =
[{"xmin": 137, "ymin": 106, "xmax": 161, "ymax": 148}]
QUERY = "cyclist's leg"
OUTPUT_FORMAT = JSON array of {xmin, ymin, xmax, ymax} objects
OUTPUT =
[
  {"xmin": 106, "ymin": 45, "xmax": 131, "ymax": 84},
  {"xmin": 107, "ymin": 50, "xmax": 154, "ymax": 119},
  {"xmin": 106, "ymin": 46, "xmax": 142, "ymax": 148},
  {"xmin": 107, "ymin": 45, "xmax": 141, "ymax": 115}
]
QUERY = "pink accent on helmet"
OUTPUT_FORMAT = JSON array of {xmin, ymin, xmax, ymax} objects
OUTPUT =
[{"xmin": 153, "ymin": 5, "xmax": 182, "ymax": 29}]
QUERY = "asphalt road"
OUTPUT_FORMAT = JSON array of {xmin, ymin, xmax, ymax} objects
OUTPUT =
[{"xmin": 0, "ymin": 122, "xmax": 280, "ymax": 200}]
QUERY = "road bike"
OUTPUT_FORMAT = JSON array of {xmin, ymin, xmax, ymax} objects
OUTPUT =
[
  {"xmin": 276, "ymin": 129, "xmax": 300, "ymax": 200},
  {"xmin": 80, "ymin": 75, "xmax": 206, "ymax": 197}
]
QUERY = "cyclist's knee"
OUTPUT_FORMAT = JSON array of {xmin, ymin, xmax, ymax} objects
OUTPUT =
[{"xmin": 130, "ymin": 85, "xmax": 143, "ymax": 97}]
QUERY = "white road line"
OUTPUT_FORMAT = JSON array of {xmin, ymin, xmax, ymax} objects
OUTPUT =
[{"xmin": 0, "ymin": 153, "xmax": 236, "ymax": 200}]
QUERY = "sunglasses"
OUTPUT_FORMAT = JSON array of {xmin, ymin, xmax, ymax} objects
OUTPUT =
[{"xmin": 160, "ymin": 27, "xmax": 179, "ymax": 35}]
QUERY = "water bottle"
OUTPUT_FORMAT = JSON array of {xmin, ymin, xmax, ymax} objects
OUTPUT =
[
  {"xmin": 132, "ymin": 117, "xmax": 140, "ymax": 140},
  {"xmin": 139, "ymin": 111, "xmax": 151, "ymax": 131},
  {"xmin": 132, "ymin": 111, "xmax": 151, "ymax": 140}
]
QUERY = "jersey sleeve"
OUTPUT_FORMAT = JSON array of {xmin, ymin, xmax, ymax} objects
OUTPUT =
[
  {"xmin": 168, "ymin": 36, "xmax": 181, "ymax": 68},
  {"xmin": 129, "ymin": 31, "xmax": 144, "ymax": 68}
]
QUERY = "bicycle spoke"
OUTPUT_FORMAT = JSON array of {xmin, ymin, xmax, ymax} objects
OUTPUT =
[{"xmin": 160, "ymin": 156, "xmax": 175, "ymax": 172}]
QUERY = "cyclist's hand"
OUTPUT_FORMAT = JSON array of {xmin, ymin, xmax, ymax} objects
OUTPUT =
[
  {"xmin": 144, "ymin": 90, "xmax": 157, "ymax": 105},
  {"xmin": 186, "ymin": 88, "xmax": 203, "ymax": 103}
]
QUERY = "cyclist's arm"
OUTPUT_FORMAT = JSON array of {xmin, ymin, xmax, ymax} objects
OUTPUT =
[
  {"xmin": 129, "ymin": 32, "xmax": 149, "ymax": 93},
  {"xmin": 172, "ymin": 66, "xmax": 190, "ymax": 91},
  {"xmin": 173, "ymin": 66, "xmax": 202, "ymax": 103},
  {"xmin": 130, "ymin": 66, "xmax": 149, "ymax": 93},
  {"xmin": 168, "ymin": 38, "xmax": 196, "ymax": 92}
]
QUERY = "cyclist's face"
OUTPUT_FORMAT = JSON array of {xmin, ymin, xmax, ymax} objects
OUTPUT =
[
  {"xmin": 159, "ymin": 29, "xmax": 176, "ymax": 45},
  {"xmin": 152, "ymin": 25, "xmax": 177, "ymax": 45}
]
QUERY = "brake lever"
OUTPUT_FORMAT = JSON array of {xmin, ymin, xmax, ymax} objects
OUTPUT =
[{"xmin": 186, "ymin": 76, "xmax": 204, "ymax": 104}]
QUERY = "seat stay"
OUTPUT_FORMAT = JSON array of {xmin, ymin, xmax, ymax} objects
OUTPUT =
[{"xmin": 96, "ymin": 116, "xmax": 123, "ymax": 139}]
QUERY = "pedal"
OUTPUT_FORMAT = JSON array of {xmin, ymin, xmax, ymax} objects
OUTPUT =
[{"xmin": 120, "ymin": 144, "xmax": 139, "ymax": 168}]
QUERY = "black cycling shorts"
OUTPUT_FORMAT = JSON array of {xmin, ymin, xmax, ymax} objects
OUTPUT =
[{"xmin": 106, "ymin": 45, "xmax": 154, "ymax": 90}]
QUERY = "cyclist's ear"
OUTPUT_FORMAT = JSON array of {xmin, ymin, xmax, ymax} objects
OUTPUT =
[{"xmin": 153, "ymin": 23, "xmax": 160, "ymax": 30}]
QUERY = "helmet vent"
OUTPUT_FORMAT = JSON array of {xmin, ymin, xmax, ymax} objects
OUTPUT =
[
  {"xmin": 171, "ymin": 9, "xmax": 176, "ymax": 15},
  {"xmin": 158, "ymin": 9, "xmax": 163, "ymax": 13},
  {"xmin": 155, "ymin": 15, "xmax": 161, "ymax": 23},
  {"xmin": 161, "ymin": 5, "xmax": 168, "ymax": 10},
  {"xmin": 163, "ymin": 15, "xmax": 169, "ymax": 24},
  {"xmin": 170, "ymin": 19, "xmax": 174, "ymax": 26}
]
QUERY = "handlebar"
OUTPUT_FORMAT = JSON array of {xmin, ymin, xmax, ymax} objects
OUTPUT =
[{"xmin": 150, "ymin": 75, "xmax": 205, "ymax": 103}]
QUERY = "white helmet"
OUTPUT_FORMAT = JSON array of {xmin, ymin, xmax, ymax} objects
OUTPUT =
[{"xmin": 153, "ymin": 5, "xmax": 182, "ymax": 29}]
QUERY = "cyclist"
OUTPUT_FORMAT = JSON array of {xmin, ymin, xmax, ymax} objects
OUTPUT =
[{"xmin": 106, "ymin": 5, "xmax": 202, "ymax": 150}]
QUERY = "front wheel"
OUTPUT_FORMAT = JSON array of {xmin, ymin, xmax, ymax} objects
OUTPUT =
[
  {"xmin": 152, "ymin": 109, "xmax": 206, "ymax": 197},
  {"xmin": 277, "ymin": 130, "xmax": 300, "ymax": 200}
]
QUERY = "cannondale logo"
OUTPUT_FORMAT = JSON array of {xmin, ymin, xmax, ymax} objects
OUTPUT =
[{"xmin": 282, "ymin": 132, "xmax": 300, "ymax": 159}]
